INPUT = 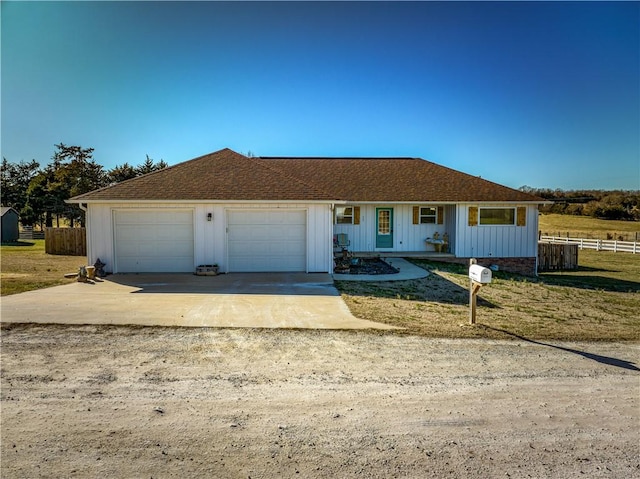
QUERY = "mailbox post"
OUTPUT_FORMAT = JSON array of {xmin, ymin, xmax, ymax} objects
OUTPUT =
[{"xmin": 468, "ymin": 259, "xmax": 492, "ymax": 324}]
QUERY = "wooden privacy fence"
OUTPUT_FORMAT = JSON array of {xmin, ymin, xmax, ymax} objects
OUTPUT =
[
  {"xmin": 45, "ymin": 228, "xmax": 86, "ymax": 256},
  {"xmin": 539, "ymin": 235, "xmax": 639, "ymax": 254},
  {"xmin": 538, "ymin": 242, "xmax": 578, "ymax": 271}
]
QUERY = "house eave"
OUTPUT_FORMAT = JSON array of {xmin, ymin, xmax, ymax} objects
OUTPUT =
[
  {"xmin": 333, "ymin": 200, "xmax": 547, "ymax": 205},
  {"xmin": 67, "ymin": 198, "xmax": 546, "ymax": 205},
  {"xmin": 66, "ymin": 198, "xmax": 342, "ymax": 205}
]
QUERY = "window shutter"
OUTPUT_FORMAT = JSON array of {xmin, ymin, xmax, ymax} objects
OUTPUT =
[
  {"xmin": 354, "ymin": 206, "xmax": 361, "ymax": 225},
  {"xmin": 468, "ymin": 206, "xmax": 478, "ymax": 226},
  {"xmin": 413, "ymin": 206, "xmax": 419, "ymax": 225},
  {"xmin": 517, "ymin": 206, "xmax": 526, "ymax": 226},
  {"xmin": 437, "ymin": 206, "xmax": 444, "ymax": 225}
]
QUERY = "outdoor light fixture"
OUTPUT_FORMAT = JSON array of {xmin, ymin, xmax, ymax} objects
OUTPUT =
[{"xmin": 207, "ymin": 213, "xmax": 213, "ymax": 221}]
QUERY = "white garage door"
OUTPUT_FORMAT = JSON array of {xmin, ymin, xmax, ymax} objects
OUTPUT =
[
  {"xmin": 228, "ymin": 210, "xmax": 306, "ymax": 272},
  {"xmin": 114, "ymin": 210, "xmax": 194, "ymax": 273}
]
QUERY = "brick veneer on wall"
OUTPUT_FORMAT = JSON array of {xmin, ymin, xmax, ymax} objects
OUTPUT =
[{"xmin": 435, "ymin": 257, "xmax": 538, "ymax": 276}]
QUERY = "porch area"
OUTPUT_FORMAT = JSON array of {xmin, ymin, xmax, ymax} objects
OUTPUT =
[
  {"xmin": 332, "ymin": 250, "xmax": 455, "ymax": 276},
  {"xmin": 332, "ymin": 203, "xmax": 457, "ymax": 259},
  {"xmin": 343, "ymin": 251, "xmax": 456, "ymax": 259}
]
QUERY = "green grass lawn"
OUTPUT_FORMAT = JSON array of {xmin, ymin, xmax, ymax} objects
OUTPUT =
[
  {"xmin": 3, "ymin": 234, "xmax": 639, "ymax": 341},
  {"xmin": 1, "ymin": 240, "xmax": 84, "ymax": 295},
  {"xmin": 337, "ymin": 249, "xmax": 640, "ymax": 341}
]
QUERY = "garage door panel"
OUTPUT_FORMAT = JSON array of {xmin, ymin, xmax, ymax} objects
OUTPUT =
[
  {"xmin": 227, "ymin": 210, "xmax": 306, "ymax": 272},
  {"xmin": 115, "ymin": 210, "xmax": 194, "ymax": 273},
  {"xmin": 229, "ymin": 224, "xmax": 305, "ymax": 242},
  {"xmin": 152, "ymin": 227, "xmax": 192, "ymax": 241},
  {"xmin": 148, "ymin": 241, "xmax": 188, "ymax": 256},
  {"xmin": 280, "ymin": 257, "xmax": 305, "ymax": 270},
  {"xmin": 283, "ymin": 241, "xmax": 306, "ymax": 255},
  {"xmin": 228, "ymin": 241, "xmax": 271, "ymax": 256},
  {"xmin": 115, "ymin": 242, "xmax": 141, "ymax": 256},
  {"xmin": 282, "ymin": 226, "xmax": 306, "ymax": 241},
  {"xmin": 228, "ymin": 225, "xmax": 268, "ymax": 241}
]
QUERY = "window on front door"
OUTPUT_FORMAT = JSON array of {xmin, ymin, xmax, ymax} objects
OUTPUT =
[{"xmin": 378, "ymin": 210, "xmax": 390, "ymax": 234}]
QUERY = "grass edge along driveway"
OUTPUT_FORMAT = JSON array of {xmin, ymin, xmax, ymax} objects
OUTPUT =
[
  {"xmin": 2, "ymin": 241, "xmax": 639, "ymax": 341},
  {"xmin": 335, "ymin": 249, "xmax": 639, "ymax": 342}
]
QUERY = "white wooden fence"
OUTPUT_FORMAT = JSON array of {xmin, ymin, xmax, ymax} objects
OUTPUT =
[{"xmin": 539, "ymin": 235, "xmax": 639, "ymax": 254}]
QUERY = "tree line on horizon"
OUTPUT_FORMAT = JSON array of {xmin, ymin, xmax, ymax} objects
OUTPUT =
[
  {"xmin": 519, "ymin": 186, "xmax": 640, "ymax": 221},
  {"xmin": 1, "ymin": 143, "xmax": 168, "ymax": 228}
]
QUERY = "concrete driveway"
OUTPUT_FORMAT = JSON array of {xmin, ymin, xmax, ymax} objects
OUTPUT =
[{"xmin": 0, "ymin": 273, "xmax": 395, "ymax": 330}]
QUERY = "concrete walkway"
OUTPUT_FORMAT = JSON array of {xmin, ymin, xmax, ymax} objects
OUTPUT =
[
  {"xmin": 0, "ymin": 273, "xmax": 397, "ymax": 330},
  {"xmin": 333, "ymin": 258, "xmax": 429, "ymax": 281}
]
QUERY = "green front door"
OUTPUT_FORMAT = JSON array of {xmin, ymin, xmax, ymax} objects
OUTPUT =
[{"xmin": 376, "ymin": 208, "xmax": 393, "ymax": 248}]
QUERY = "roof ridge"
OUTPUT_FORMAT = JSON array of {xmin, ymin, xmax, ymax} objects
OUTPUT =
[
  {"xmin": 260, "ymin": 156, "xmax": 420, "ymax": 160},
  {"xmin": 255, "ymin": 157, "xmax": 339, "ymax": 199},
  {"xmin": 413, "ymin": 156, "xmax": 544, "ymax": 199}
]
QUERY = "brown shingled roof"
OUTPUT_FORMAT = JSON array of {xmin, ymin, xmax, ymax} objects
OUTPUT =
[
  {"xmin": 70, "ymin": 148, "xmax": 543, "ymax": 203},
  {"xmin": 70, "ymin": 148, "xmax": 335, "ymax": 202},
  {"xmin": 263, "ymin": 157, "xmax": 542, "ymax": 202}
]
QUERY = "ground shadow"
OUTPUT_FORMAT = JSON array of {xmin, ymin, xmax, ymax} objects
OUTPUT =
[
  {"xmin": 482, "ymin": 326, "xmax": 640, "ymax": 372},
  {"xmin": 334, "ymin": 273, "xmax": 499, "ymax": 308},
  {"xmin": 104, "ymin": 273, "xmax": 340, "ymax": 296},
  {"xmin": 565, "ymin": 265, "xmax": 622, "ymax": 273},
  {"xmin": 537, "ymin": 273, "xmax": 640, "ymax": 293},
  {"xmin": 1, "ymin": 241, "xmax": 36, "ymax": 247},
  {"xmin": 412, "ymin": 258, "xmax": 640, "ymax": 293}
]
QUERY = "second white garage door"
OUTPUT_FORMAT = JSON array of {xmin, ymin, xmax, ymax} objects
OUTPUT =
[{"xmin": 227, "ymin": 210, "xmax": 307, "ymax": 272}]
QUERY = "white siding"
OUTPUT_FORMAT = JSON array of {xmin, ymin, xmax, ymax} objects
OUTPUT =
[
  {"xmin": 85, "ymin": 202, "xmax": 333, "ymax": 273},
  {"xmin": 454, "ymin": 204, "xmax": 539, "ymax": 258},
  {"xmin": 334, "ymin": 205, "xmax": 449, "ymax": 252}
]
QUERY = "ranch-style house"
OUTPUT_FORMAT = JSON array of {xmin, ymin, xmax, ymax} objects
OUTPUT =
[{"xmin": 68, "ymin": 148, "xmax": 545, "ymax": 275}]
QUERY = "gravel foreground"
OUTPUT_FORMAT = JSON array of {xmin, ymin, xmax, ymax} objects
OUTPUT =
[{"xmin": 1, "ymin": 324, "xmax": 638, "ymax": 478}]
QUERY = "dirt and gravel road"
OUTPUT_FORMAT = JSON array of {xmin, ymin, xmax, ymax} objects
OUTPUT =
[{"xmin": 1, "ymin": 324, "xmax": 638, "ymax": 478}]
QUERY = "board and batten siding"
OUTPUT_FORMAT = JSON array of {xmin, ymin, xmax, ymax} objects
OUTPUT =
[
  {"xmin": 454, "ymin": 204, "xmax": 539, "ymax": 258},
  {"xmin": 85, "ymin": 202, "xmax": 333, "ymax": 273},
  {"xmin": 334, "ymin": 204, "xmax": 448, "ymax": 252}
]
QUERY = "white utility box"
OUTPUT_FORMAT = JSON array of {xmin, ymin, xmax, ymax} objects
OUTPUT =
[{"xmin": 469, "ymin": 264, "xmax": 492, "ymax": 284}]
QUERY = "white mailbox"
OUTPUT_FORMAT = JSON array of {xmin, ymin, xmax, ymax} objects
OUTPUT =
[{"xmin": 469, "ymin": 264, "xmax": 492, "ymax": 284}]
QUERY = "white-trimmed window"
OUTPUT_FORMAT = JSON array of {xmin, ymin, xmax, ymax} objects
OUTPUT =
[
  {"xmin": 479, "ymin": 207, "xmax": 515, "ymax": 225},
  {"xmin": 336, "ymin": 206, "xmax": 353, "ymax": 224},
  {"xmin": 419, "ymin": 207, "xmax": 437, "ymax": 224}
]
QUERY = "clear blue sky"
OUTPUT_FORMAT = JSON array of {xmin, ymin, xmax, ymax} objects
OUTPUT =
[{"xmin": 2, "ymin": 1, "xmax": 639, "ymax": 191}]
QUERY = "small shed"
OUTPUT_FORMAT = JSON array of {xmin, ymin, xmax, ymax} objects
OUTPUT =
[{"xmin": 1, "ymin": 207, "xmax": 20, "ymax": 243}]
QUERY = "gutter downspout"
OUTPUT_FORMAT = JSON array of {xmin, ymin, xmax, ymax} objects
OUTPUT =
[{"xmin": 330, "ymin": 203, "xmax": 335, "ymax": 275}]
